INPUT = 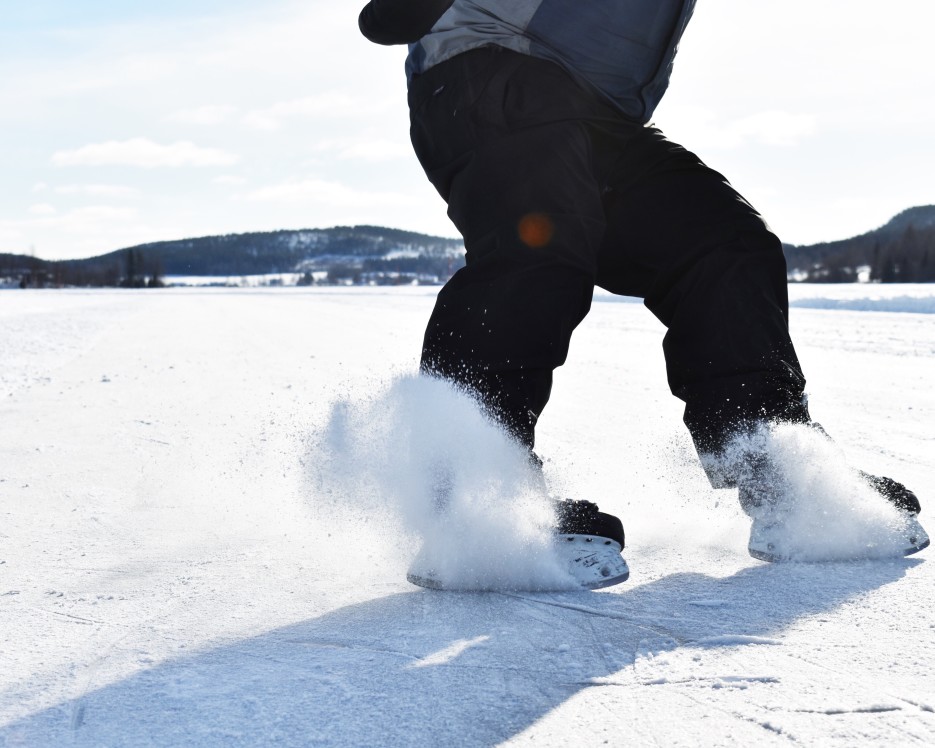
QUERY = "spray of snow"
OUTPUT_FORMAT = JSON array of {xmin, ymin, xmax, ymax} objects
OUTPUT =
[
  {"xmin": 309, "ymin": 374, "xmax": 576, "ymax": 590},
  {"xmin": 713, "ymin": 422, "xmax": 917, "ymax": 562}
]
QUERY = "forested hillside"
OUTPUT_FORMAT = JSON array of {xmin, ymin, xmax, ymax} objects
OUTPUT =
[
  {"xmin": 2, "ymin": 226, "xmax": 465, "ymax": 288},
  {"xmin": 783, "ymin": 205, "xmax": 935, "ymax": 283},
  {"xmin": 4, "ymin": 207, "xmax": 935, "ymax": 288}
]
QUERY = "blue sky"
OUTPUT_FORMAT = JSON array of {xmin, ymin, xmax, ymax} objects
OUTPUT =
[{"xmin": 2, "ymin": 0, "xmax": 934, "ymax": 260}]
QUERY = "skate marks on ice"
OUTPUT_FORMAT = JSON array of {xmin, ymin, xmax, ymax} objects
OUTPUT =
[
  {"xmin": 2, "ymin": 560, "xmax": 925, "ymax": 747},
  {"xmin": 308, "ymin": 375, "xmax": 577, "ymax": 591},
  {"xmin": 708, "ymin": 422, "xmax": 928, "ymax": 562}
]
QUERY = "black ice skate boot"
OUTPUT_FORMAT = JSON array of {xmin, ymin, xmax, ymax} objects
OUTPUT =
[
  {"xmin": 405, "ymin": 497, "xmax": 629, "ymax": 591},
  {"xmin": 737, "ymin": 451, "xmax": 929, "ymax": 563},
  {"xmin": 552, "ymin": 499, "xmax": 629, "ymax": 588}
]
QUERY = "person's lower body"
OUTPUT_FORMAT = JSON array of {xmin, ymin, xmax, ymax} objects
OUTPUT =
[
  {"xmin": 408, "ymin": 48, "xmax": 924, "ymax": 564},
  {"xmin": 409, "ymin": 47, "xmax": 806, "ymax": 480}
]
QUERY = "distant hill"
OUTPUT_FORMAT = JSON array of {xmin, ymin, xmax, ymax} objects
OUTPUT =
[
  {"xmin": 3, "ymin": 207, "xmax": 935, "ymax": 288},
  {"xmin": 782, "ymin": 205, "xmax": 935, "ymax": 283},
  {"xmin": 2, "ymin": 226, "xmax": 466, "ymax": 288}
]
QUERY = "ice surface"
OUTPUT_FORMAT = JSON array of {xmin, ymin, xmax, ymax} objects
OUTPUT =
[{"xmin": 1, "ymin": 286, "xmax": 933, "ymax": 746}]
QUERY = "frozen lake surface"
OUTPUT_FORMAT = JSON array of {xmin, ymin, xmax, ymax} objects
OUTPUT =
[{"xmin": 1, "ymin": 285, "xmax": 934, "ymax": 746}]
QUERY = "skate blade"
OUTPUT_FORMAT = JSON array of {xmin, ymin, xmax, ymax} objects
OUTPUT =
[
  {"xmin": 749, "ymin": 515, "xmax": 930, "ymax": 563},
  {"xmin": 556, "ymin": 534, "xmax": 629, "ymax": 589},
  {"xmin": 406, "ymin": 570, "xmax": 447, "ymax": 590},
  {"xmin": 406, "ymin": 535, "xmax": 629, "ymax": 591}
]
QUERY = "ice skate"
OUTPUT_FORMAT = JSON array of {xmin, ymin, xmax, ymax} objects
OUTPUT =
[
  {"xmin": 406, "ymin": 498, "xmax": 629, "ymax": 590},
  {"xmin": 552, "ymin": 499, "xmax": 630, "ymax": 589},
  {"xmin": 739, "ymin": 455, "xmax": 929, "ymax": 562}
]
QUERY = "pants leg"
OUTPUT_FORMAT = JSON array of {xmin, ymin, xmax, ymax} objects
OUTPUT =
[
  {"xmin": 593, "ymin": 126, "xmax": 809, "ymax": 478},
  {"xmin": 409, "ymin": 49, "xmax": 615, "ymax": 447},
  {"xmin": 409, "ymin": 48, "xmax": 809, "ymax": 477}
]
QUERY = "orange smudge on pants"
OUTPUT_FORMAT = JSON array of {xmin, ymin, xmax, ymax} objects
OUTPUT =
[{"xmin": 517, "ymin": 213, "xmax": 554, "ymax": 248}]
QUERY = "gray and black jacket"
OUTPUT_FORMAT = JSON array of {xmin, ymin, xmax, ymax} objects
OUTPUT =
[{"xmin": 359, "ymin": 0, "xmax": 696, "ymax": 123}]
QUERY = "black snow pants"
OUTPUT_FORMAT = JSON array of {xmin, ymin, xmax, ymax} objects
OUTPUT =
[{"xmin": 408, "ymin": 47, "xmax": 809, "ymax": 483}]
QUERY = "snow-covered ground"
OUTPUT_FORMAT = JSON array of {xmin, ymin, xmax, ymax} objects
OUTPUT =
[{"xmin": 1, "ymin": 284, "xmax": 933, "ymax": 746}]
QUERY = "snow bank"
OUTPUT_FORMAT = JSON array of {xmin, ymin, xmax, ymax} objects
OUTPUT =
[
  {"xmin": 309, "ymin": 375, "xmax": 576, "ymax": 591},
  {"xmin": 592, "ymin": 284, "xmax": 935, "ymax": 314},
  {"xmin": 790, "ymin": 295, "xmax": 935, "ymax": 314},
  {"xmin": 787, "ymin": 283, "xmax": 935, "ymax": 314}
]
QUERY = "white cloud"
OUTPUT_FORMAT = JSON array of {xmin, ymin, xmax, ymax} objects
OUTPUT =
[
  {"xmin": 52, "ymin": 138, "xmax": 239, "ymax": 168},
  {"xmin": 243, "ymin": 93, "xmax": 389, "ymax": 131},
  {"xmin": 165, "ymin": 105, "xmax": 238, "ymax": 126},
  {"xmin": 242, "ymin": 179, "xmax": 418, "ymax": 208},
  {"xmin": 315, "ymin": 137, "xmax": 411, "ymax": 162},
  {"xmin": 29, "ymin": 203, "xmax": 57, "ymax": 216},
  {"xmin": 55, "ymin": 184, "xmax": 140, "ymax": 198},
  {"xmin": 57, "ymin": 205, "xmax": 139, "ymax": 226},
  {"xmin": 213, "ymin": 175, "xmax": 248, "ymax": 186}
]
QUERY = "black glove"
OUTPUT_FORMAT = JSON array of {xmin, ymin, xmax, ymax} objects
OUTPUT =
[{"xmin": 359, "ymin": 0, "xmax": 454, "ymax": 45}]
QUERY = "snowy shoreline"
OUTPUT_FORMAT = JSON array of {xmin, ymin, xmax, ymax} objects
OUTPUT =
[{"xmin": 593, "ymin": 282, "xmax": 935, "ymax": 314}]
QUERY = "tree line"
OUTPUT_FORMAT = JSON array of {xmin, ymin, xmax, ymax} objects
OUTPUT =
[
  {"xmin": 784, "ymin": 213, "xmax": 935, "ymax": 283},
  {"xmin": 5, "ymin": 213, "xmax": 935, "ymax": 288},
  {"xmin": 0, "ymin": 226, "xmax": 466, "ymax": 289}
]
